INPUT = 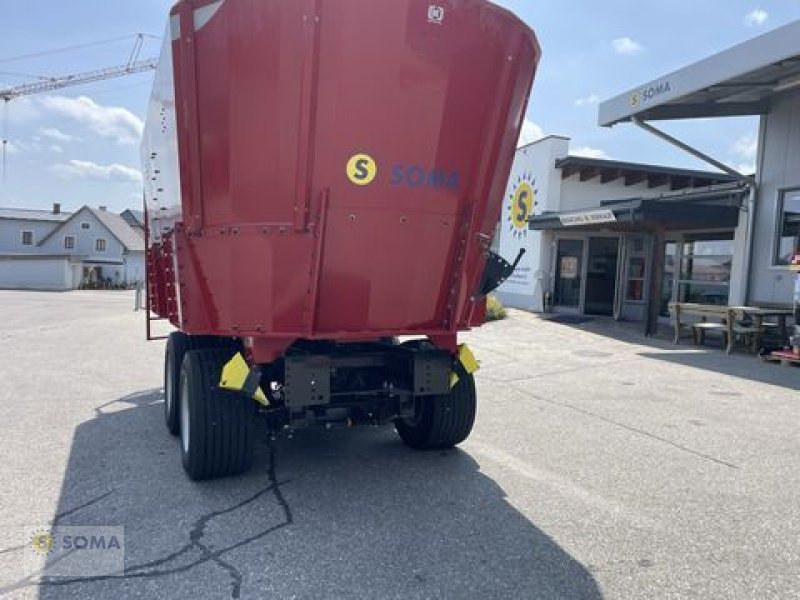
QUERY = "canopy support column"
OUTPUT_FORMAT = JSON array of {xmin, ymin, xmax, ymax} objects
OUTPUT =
[
  {"xmin": 632, "ymin": 117, "xmax": 757, "ymax": 306},
  {"xmin": 645, "ymin": 229, "xmax": 665, "ymax": 337}
]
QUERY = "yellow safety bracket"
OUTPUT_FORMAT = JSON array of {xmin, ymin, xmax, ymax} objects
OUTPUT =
[
  {"xmin": 450, "ymin": 344, "xmax": 480, "ymax": 388},
  {"xmin": 219, "ymin": 352, "xmax": 269, "ymax": 407}
]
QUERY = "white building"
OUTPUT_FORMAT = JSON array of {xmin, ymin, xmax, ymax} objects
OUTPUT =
[
  {"xmin": 495, "ymin": 136, "xmax": 736, "ymax": 325},
  {"xmin": 0, "ymin": 204, "xmax": 145, "ymax": 291},
  {"xmin": 498, "ymin": 20, "xmax": 799, "ymax": 335},
  {"xmin": 598, "ymin": 18, "xmax": 799, "ymax": 332}
]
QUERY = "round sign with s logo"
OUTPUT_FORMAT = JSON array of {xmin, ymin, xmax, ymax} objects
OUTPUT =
[
  {"xmin": 346, "ymin": 154, "xmax": 378, "ymax": 186},
  {"xmin": 507, "ymin": 173, "xmax": 537, "ymax": 239}
]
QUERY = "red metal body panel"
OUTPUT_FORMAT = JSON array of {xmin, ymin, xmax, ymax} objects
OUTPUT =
[{"xmin": 148, "ymin": 0, "xmax": 539, "ymax": 362}]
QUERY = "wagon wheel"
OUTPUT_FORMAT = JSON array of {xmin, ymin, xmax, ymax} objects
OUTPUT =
[
  {"xmin": 395, "ymin": 362, "xmax": 477, "ymax": 450},
  {"xmin": 180, "ymin": 349, "xmax": 257, "ymax": 481},
  {"xmin": 163, "ymin": 332, "xmax": 243, "ymax": 436}
]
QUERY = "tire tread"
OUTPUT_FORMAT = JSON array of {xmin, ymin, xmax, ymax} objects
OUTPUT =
[
  {"xmin": 396, "ymin": 367, "xmax": 477, "ymax": 451},
  {"xmin": 181, "ymin": 349, "xmax": 255, "ymax": 480}
]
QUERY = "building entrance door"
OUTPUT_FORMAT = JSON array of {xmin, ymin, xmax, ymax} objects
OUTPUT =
[
  {"xmin": 554, "ymin": 239, "xmax": 584, "ymax": 309},
  {"xmin": 585, "ymin": 237, "xmax": 620, "ymax": 316}
]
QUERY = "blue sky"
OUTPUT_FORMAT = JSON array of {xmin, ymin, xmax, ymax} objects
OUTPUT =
[{"xmin": 0, "ymin": 1, "xmax": 798, "ymax": 213}]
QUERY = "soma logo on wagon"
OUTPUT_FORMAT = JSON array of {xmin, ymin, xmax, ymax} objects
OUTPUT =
[
  {"xmin": 390, "ymin": 165, "xmax": 459, "ymax": 189},
  {"xmin": 346, "ymin": 153, "xmax": 378, "ymax": 186},
  {"xmin": 345, "ymin": 152, "xmax": 460, "ymax": 190}
]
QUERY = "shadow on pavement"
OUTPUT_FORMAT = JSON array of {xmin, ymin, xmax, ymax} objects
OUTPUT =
[
  {"xmin": 0, "ymin": 389, "xmax": 602, "ymax": 599},
  {"xmin": 540, "ymin": 315, "xmax": 799, "ymax": 390},
  {"xmin": 638, "ymin": 351, "xmax": 800, "ymax": 391}
]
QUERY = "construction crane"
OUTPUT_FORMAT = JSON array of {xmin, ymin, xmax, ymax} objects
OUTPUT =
[
  {"xmin": 0, "ymin": 34, "xmax": 158, "ymax": 180},
  {"xmin": 0, "ymin": 59, "xmax": 157, "ymax": 102}
]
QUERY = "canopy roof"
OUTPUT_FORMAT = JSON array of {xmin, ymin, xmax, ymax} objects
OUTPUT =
[
  {"xmin": 529, "ymin": 184, "xmax": 748, "ymax": 232},
  {"xmin": 599, "ymin": 19, "xmax": 800, "ymax": 127}
]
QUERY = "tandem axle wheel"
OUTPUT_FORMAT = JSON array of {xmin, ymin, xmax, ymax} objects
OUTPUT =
[
  {"xmin": 395, "ymin": 365, "xmax": 477, "ymax": 450},
  {"xmin": 163, "ymin": 335, "xmax": 478, "ymax": 480}
]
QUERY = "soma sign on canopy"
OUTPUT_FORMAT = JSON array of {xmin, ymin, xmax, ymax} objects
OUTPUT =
[{"xmin": 629, "ymin": 80, "xmax": 672, "ymax": 109}]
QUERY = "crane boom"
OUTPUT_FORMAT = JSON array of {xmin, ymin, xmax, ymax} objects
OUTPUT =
[
  {"xmin": 0, "ymin": 58, "xmax": 157, "ymax": 101},
  {"xmin": 1, "ymin": 52, "xmax": 158, "ymax": 181}
]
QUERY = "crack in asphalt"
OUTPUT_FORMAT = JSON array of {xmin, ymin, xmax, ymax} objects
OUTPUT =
[
  {"xmin": 0, "ymin": 443, "xmax": 293, "ymax": 598},
  {"xmin": 53, "ymin": 490, "xmax": 117, "ymax": 524},
  {"xmin": 0, "ymin": 545, "xmax": 26, "ymax": 557},
  {"xmin": 478, "ymin": 358, "xmax": 637, "ymax": 384},
  {"xmin": 515, "ymin": 385, "xmax": 740, "ymax": 470}
]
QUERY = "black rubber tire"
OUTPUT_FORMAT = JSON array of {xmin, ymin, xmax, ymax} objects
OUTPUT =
[
  {"xmin": 164, "ymin": 333, "xmax": 242, "ymax": 436},
  {"xmin": 396, "ymin": 366, "xmax": 477, "ymax": 450},
  {"xmin": 180, "ymin": 349, "xmax": 256, "ymax": 481},
  {"xmin": 164, "ymin": 332, "xmax": 193, "ymax": 436}
]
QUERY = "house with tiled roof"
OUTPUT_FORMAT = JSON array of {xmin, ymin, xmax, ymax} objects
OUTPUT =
[
  {"xmin": 0, "ymin": 204, "xmax": 145, "ymax": 290},
  {"xmin": 120, "ymin": 209, "xmax": 145, "ymax": 232}
]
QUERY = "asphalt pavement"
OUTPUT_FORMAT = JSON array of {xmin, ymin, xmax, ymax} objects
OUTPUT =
[{"xmin": 0, "ymin": 291, "xmax": 798, "ymax": 599}]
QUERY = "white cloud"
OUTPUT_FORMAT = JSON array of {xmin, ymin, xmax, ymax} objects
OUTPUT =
[
  {"xmin": 39, "ymin": 127, "xmax": 79, "ymax": 143},
  {"xmin": 574, "ymin": 94, "xmax": 600, "ymax": 107},
  {"xmin": 50, "ymin": 160, "xmax": 143, "ymax": 183},
  {"xmin": 571, "ymin": 146, "xmax": 610, "ymax": 160},
  {"xmin": 613, "ymin": 37, "xmax": 643, "ymax": 56},
  {"xmin": 4, "ymin": 97, "xmax": 40, "ymax": 124},
  {"xmin": 518, "ymin": 118, "xmax": 544, "ymax": 147},
  {"xmin": 4, "ymin": 139, "xmax": 41, "ymax": 154},
  {"xmin": 49, "ymin": 145, "xmax": 64, "ymax": 154},
  {"xmin": 38, "ymin": 96, "xmax": 143, "ymax": 146},
  {"xmin": 733, "ymin": 132, "xmax": 757, "ymax": 161},
  {"xmin": 730, "ymin": 162, "xmax": 756, "ymax": 175},
  {"xmin": 743, "ymin": 9, "xmax": 769, "ymax": 27},
  {"xmin": 729, "ymin": 132, "xmax": 758, "ymax": 174}
]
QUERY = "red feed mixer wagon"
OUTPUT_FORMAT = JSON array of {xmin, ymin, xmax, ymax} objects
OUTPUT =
[{"xmin": 143, "ymin": 0, "xmax": 539, "ymax": 480}]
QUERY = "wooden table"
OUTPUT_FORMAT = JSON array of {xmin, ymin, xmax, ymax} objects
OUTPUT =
[
  {"xmin": 670, "ymin": 303, "xmax": 794, "ymax": 354},
  {"xmin": 731, "ymin": 306, "xmax": 793, "ymax": 340}
]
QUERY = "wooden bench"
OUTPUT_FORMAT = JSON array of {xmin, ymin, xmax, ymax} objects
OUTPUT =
[
  {"xmin": 731, "ymin": 323, "xmax": 763, "ymax": 354},
  {"xmin": 730, "ymin": 306, "xmax": 794, "ymax": 352},
  {"xmin": 690, "ymin": 321, "xmax": 761, "ymax": 351},
  {"xmin": 671, "ymin": 303, "xmax": 732, "ymax": 350},
  {"xmin": 671, "ymin": 303, "xmax": 794, "ymax": 355},
  {"xmin": 691, "ymin": 321, "xmax": 728, "ymax": 346}
]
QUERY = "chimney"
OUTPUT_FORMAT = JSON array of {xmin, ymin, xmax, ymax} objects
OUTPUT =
[
  {"xmin": 53, "ymin": 203, "xmax": 61, "ymax": 215},
  {"xmin": 99, "ymin": 206, "xmax": 107, "ymax": 212}
]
